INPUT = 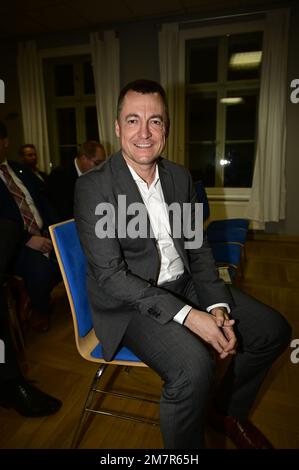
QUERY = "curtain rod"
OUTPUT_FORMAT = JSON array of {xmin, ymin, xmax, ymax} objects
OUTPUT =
[{"xmin": 177, "ymin": 9, "xmax": 269, "ymax": 26}]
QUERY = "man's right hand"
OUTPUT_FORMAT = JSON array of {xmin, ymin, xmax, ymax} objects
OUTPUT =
[
  {"xmin": 26, "ymin": 236, "xmax": 53, "ymax": 253},
  {"xmin": 184, "ymin": 308, "xmax": 237, "ymax": 359}
]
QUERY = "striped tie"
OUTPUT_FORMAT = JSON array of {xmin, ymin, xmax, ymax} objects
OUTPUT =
[{"xmin": 0, "ymin": 163, "xmax": 41, "ymax": 236}]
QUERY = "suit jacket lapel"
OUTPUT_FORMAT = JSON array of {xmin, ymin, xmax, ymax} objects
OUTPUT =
[
  {"xmin": 158, "ymin": 159, "xmax": 190, "ymax": 271},
  {"xmin": 111, "ymin": 152, "xmax": 144, "ymax": 206}
]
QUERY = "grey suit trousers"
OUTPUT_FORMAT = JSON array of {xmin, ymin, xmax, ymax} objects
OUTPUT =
[{"xmin": 122, "ymin": 274, "xmax": 291, "ymax": 449}]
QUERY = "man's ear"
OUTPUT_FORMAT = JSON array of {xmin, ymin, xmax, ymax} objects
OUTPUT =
[{"xmin": 115, "ymin": 119, "xmax": 120, "ymax": 138}]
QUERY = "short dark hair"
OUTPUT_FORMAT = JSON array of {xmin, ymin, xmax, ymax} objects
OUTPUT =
[
  {"xmin": 78, "ymin": 140, "xmax": 105, "ymax": 160},
  {"xmin": 0, "ymin": 121, "xmax": 8, "ymax": 139},
  {"xmin": 117, "ymin": 79, "xmax": 170, "ymax": 135},
  {"xmin": 19, "ymin": 144, "xmax": 36, "ymax": 156}
]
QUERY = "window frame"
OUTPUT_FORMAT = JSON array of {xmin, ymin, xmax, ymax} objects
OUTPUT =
[
  {"xmin": 40, "ymin": 44, "xmax": 99, "ymax": 168},
  {"xmin": 178, "ymin": 19, "xmax": 265, "ymax": 202}
]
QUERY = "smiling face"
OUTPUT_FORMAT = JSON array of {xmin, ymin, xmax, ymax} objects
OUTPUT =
[{"xmin": 115, "ymin": 90, "xmax": 167, "ymax": 170}]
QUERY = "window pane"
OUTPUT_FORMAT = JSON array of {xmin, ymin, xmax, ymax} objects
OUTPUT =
[
  {"xmin": 59, "ymin": 146, "xmax": 78, "ymax": 167},
  {"xmin": 224, "ymin": 143, "xmax": 255, "ymax": 187},
  {"xmin": 227, "ymin": 32, "xmax": 263, "ymax": 81},
  {"xmin": 83, "ymin": 61, "xmax": 95, "ymax": 94},
  {"xmin": 225, "ymin": 92, "xmax": 258, "ymax": 140},
  {"xmin": 186, "ymin": 37, "xmax": 218, "ymax": 84},
  {"xmin": 85, "ymin": 106, "xmax": 99, "ymax": 141},
  {"xmin": 189, "ymin": 143, "xmax": 215, "ymax": 187},
  {"xmin": 54, "ymin": 64, "xmax": 74, "ymax": 96},
  {"xmin": 57, "ymin": 108, "xmax": 77, "ymax": 145},
  {"xmin": 188, "ymin": 94, "xmax": 217, "ymax": 141}
]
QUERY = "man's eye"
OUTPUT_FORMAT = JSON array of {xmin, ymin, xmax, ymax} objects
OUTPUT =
[
  {"xmin": 127, "ymin": 119, "xmax": 137, "ymax": 124},
  {"xmin": 151, "ymin": 119, "xmax": 162, "ymax": 126}
]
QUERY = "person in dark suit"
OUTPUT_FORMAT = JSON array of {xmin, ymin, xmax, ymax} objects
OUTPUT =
[
  {"xmin": 0, "ymin": 122, "xmax": 60, "ymax": 332},
  {"xmin": 0, "ymin": 218, "xmax": 62, "ymax": 417},
  {"xmin": 18, "ymin": 144, "xmax": 47, "ymax": 183},
  {"xmin": 45, "ymin": 141, "xmax": 106, "ymax": 221},
  {"xmin": 74, "ymin": 79, "xmax": 291, "ymax": 449}
]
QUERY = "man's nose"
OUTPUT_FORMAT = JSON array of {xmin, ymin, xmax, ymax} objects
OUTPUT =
[{"xmin": 139, "ymin": 121, "xmax": 151, "ymax": 139}]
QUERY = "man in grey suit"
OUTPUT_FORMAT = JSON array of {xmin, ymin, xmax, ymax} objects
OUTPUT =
[{"xmin": 74, "ymin": 79, "xmax": 291, "ymax": 449}]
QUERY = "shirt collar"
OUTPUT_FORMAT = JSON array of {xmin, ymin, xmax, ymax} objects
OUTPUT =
[
  {"xmin": 127, "ymin": 163, "xmax": 160, "ymax": 188},
  {"xmin": 74, "ymin": 158, "xmax": 82, "ymax": 176}
]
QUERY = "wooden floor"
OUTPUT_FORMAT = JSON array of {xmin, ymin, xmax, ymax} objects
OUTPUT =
[{"xmin": 0, "ymin": 237, "xmax": 298, "ymax": 449}]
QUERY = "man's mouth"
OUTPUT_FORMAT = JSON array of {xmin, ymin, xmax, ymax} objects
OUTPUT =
[{"xmin": 134, "ymin": 143, "xmax": 152, "ymax": 148}]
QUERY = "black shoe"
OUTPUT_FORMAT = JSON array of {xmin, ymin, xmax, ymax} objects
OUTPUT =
[{"xmin": 0, "ymin": 379, "xmax": 62, "ymax": 417}]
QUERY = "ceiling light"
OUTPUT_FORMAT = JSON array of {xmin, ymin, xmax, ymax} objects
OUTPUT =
[
  {"xmin": 229, "ymin": 51, "xmax": 262, "ymax": 70},
  {"xmin": 220, "ymin": 97, "xmax": 244, "ymax": 105}
]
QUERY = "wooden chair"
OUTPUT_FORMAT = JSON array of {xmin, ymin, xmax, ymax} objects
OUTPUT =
[{"xmin": 49, "ymin": 219, "xmax": 159, "ymax": 448}]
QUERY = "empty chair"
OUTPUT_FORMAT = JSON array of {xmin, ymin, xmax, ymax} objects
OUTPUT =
[
  {"xmin": 206, "ymin": 226, "xmax": 247, "ymax": 245},
  {"xmin": 49, "ymin": 219, "xmax": 158, "ymax": 448},
  {"xmin": 210, "ymin": 242, "xmax": 243, "ymax": 280},
  {"xmin": 195, "ymin": 181, "xmax": 248, "ymax": 278}
]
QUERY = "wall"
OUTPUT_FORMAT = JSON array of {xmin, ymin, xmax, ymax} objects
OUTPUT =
[
  {"xmin": 0, "ymin": 41, "xmax": 23, "ymax": 160},
  {"xmin": 119, "ymin": 21, "xmax": 160, "ymax": 87}
]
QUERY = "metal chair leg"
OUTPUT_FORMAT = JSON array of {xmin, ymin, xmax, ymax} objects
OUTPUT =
[{"xmin": 71, "ymin": 364, "xmax": 107, "ymax": 448}]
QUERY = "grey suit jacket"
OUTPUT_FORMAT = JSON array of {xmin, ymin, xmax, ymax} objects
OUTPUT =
[{"xmin": 74, "ymin": 151, "xmax": 233, "ymax": 361}]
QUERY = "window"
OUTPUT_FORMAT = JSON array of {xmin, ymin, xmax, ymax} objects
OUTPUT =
[
  {"xmin": 44, "ymin": 55, "xmax": 98, "ymax": 168},
  {"xmin": 185, "ymin": 31, "xmax": 262, "ymax": 188}
]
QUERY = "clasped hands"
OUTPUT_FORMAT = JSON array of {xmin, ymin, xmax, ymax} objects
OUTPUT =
[
  {"xmin": 26, "ymin": 235, "xmax": 53, "ymax": 254},
  {"xmin": 184, "ymin": 307, "xmax": 237, "ymax": 359}
]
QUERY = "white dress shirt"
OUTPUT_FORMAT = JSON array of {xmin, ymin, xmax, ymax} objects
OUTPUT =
[
  {"xmin": 0, "ymin": 160, "xmax": 43, "ymax": 230},
  {"xmin": 74, "ymin": 158, "xmax": 83, "ymax": 176},
  {"xmin": 127, "ymin": 163, "xmax": 229, "ymax": 324}
]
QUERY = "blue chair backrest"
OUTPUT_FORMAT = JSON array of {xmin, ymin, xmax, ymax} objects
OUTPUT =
[
  {"xmin": 210, "ymin": 242, "xmax": 242, "ymax": 267},
  {"xmin": 208, "ymin": 218, "xmax": 249, "ymax": 231},
  {"xmin": 53, "ymin": 220, "xmax": 93, "ymax": 338},
  {"xmin": 207, "ymin": 226, "xmax": 247, "ymax": 244}
]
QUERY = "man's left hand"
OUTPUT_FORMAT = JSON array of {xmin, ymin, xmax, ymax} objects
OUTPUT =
[{"xmin": 210, "ymin": 307, "xmax": 238, "ymax": 358}]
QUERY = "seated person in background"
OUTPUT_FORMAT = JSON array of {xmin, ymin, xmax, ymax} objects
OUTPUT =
[
  {"xmin": 45, "ymin": 141, "xmax": 106, "ymax": 221},
  {"xmin": 75, "ymin": 79, "xmax": 291, "ymax": 449},
  {"xmin": 0, "ymin": 122, "xmax": 60, "ymax": 332},
  {"xmin": 19, "ymin": 144, "xmax": 47, "ymax": 182},
  {"xmin": 0, "ymin": 217, "xmax": 62, "ymax": 417}
]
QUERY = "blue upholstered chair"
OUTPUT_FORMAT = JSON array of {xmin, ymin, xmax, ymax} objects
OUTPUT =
[
  {"xmin": 195, "ymin": 181, "xmax": 249, "ymax": 279},
  {"xmin": 49, "ymin": 219, "xmax": 158, "ymax": 448}
]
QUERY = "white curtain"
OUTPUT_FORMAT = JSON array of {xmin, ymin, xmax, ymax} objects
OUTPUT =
[
  {"xmin": 159, "ymin": 23, "xmax": 183, "ymax": 164},
  {"xmin": 246, "ymin": 9, "xmax": 289, "ymax": 224},
  {"xmin": 17, "ymin": 41, "xmax": 50, "ymax": 172},
  {"xmin": 90, "ymin": 30, "xmax": 120, "ymax": 156}
]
